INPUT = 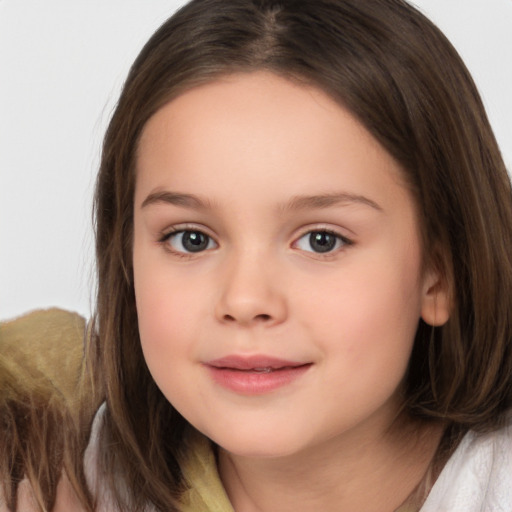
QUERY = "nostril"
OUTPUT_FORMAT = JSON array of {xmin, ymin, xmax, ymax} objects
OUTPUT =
[
  {"xmin": 222, "ymin": 313, "xmax": 272, "ymax": 323},
  {"xmin": 255, "ymin": 314, "xmax": 271, "ymax": 322}
]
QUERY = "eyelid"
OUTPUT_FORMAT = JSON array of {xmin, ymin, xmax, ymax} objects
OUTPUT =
[
  {"xmin": 158, "ymin": 223, "xmax": 215, "ymax": 241},
  {"xmin": 292, "ymin": 223, "xmax": 354, "ymax": 241}
]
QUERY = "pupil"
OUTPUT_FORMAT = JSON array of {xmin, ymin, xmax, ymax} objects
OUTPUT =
[
  {"xmin": 310, "ymin": 232, "xmax": 335, "ymax": 253},
  {"xmin": 183, "ymin": 231, "xmax": 208, "ymax": 252}
]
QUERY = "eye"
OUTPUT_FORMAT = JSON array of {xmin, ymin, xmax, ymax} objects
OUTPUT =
[
  {"xmin": 163, "ymin": 230, "xmax": 217, "ymax": 254},
  {"xmin": 294, "ymin": 230, "xmax": 351, "ymax": 254}
]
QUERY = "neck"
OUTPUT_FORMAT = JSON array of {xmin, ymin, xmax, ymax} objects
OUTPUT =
[{"xmin": 218, "ymin": 416, "xmax": 444, "ymax": 512}]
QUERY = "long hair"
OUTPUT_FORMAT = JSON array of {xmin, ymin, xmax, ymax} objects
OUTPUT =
[
  {"xmin": 0, "ymin": 357, "xmax": 64, "ymax": 511},
  {"xmin": 90, "ymin": 0, "xmax": 512, "ymax": 509}
]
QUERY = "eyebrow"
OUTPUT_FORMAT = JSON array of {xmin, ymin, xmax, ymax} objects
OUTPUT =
[
  {"xmin": 141, "ymin": 190, "xmax": 382, "ymax": 213},
  {"xmin": 284, "ymin": 192, "xmax": 383, "ymax": 212},
  {"xmin": 141, "ymin": 191, "xmax": 212, "ymax": 210}
]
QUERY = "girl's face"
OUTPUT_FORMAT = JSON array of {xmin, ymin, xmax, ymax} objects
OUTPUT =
[{"xmin": 133, "ymin": 72, "xmax": 449, "ymax": 458}]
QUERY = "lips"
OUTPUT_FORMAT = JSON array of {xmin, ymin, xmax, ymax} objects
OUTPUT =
[
  {"xmin": 204, "ymin": 355, "xmax": 311, "ymax": 394},
  {"xmin": 206, "ymin": 355, "xmax": 308, "ymax": 371}
]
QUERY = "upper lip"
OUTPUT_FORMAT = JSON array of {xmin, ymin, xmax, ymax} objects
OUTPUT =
[{"xmin": 205, "ymin": 355, "xmax": 308, "ymax": 370}]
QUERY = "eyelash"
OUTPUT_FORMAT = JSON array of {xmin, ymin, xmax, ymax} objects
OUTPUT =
[{"xmin": 158, "ymin": 227, "xmax": 353, "ymax": 257}]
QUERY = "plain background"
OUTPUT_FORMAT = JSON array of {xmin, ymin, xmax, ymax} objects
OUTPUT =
[{"xmin": 1, "ymin": 0, "xmax": 511, "ymax": 321}]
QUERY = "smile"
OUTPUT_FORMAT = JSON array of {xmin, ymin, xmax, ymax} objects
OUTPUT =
[{"xmin": 204, "ymin": 355, "xmax": 312, "ymax": 394}]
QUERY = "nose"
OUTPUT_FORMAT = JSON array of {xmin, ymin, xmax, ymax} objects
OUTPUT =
[{"xmin": 214, "ymin": 251, "xmax": 287, "ymax": 327}]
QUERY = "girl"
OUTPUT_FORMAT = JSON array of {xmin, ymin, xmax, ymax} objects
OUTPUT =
[{"xmin": 81, "ymin": 0, "xmax": 512, "ymax": 510}]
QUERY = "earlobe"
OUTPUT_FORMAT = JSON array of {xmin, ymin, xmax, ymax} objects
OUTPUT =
[{"xmin": 420, "ymin": 268, "xmax": 451, "ymax": 326}]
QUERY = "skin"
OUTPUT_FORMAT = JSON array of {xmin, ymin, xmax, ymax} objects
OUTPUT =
[{"xmin": 133, "ymin": 71, "xmax": 450, "ymax": 511}]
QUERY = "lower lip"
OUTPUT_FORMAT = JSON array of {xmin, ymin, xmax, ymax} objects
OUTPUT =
[{"xmin": 204, "ymin": 364, "xmax": 311, "ymax": 395}]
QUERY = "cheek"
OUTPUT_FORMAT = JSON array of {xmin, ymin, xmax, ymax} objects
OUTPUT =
[
  {"xmin": 135, "ymin": 270, "xmax": 197, "ymax": 350},
  {"xmin": 305, "ymin": 270, "xmax": 422, "ymax": 426},
  {"xmin": 132, "ymin": 245, "xmax": 202, "ymax": 382},
  {"xmin": 298, "ymin": 248, "xmax": 423, "ymax": 370},
  {"xmin": 134, "ymin": 274, "xmax": 201, "ymax": 409}
]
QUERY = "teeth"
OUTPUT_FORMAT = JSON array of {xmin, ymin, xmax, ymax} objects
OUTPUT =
[{"xmin": 253, "ymin": 367, "xmax": 273, "ymax": 373}]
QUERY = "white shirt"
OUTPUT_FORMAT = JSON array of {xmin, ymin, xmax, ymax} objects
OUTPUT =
[{"xmin": 420, "ymin": 418, "xmax": 512, "ymax": 511}]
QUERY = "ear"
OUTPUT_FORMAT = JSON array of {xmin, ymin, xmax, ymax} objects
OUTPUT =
[{"xmin": 420, "ymin": 266, "xmax": 451, "ymax": 326}]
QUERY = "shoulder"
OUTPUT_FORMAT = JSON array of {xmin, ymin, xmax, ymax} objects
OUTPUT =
[
  {"xmin": 421, "ymin": 417, "xmax": 512, "ymax": 511},
  {"xmin": 83, "ymin": 404, "xmax": 144, "ymax": 512}
]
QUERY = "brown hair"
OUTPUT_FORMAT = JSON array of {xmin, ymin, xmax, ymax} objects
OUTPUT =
[
  {"xmin": 0, "ymin": 356, "xmax": 64, "ymax": 511},
  {"xmin": 89, "ymin": 0, "xmax": 512, "ymax": 509}
]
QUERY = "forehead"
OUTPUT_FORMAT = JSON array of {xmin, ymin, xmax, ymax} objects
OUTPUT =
[{"xmin": 135, "ymin": 71, "xmax": 410, "ymax": 211}]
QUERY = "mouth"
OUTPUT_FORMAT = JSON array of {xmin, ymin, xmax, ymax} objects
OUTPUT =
[
  {"xmin": 206, "ymin": 355, "xmax": 309, "ymax": 371},
  {"xmin": 204, "ymin": 355, "xmax": 312, "ymax": 394},
  {"xmin": 249, "ymin": 367, "xmax": 280, "ymax": 373}
]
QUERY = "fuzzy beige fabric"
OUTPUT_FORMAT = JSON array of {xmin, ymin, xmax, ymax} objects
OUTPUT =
[
  {"xmin": 0, "ymin": 309, "xmax": 88, "ymax": 512},
  {"xmin": 0, "ymin": 308, "xmax": 86, "ymax": 407}
]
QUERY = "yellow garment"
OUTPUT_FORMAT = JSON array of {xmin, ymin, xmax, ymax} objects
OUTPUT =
[{"xmin": 179, "ymin": 432, "xmax": 234, "ymax": 512}]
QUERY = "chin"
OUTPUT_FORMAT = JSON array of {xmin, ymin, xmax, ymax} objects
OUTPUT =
[{"xmin": 210, "ymin": 429, "xmax": 309, "ymax": 459}]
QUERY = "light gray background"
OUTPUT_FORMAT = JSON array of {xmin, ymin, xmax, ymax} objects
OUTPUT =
[{"xmin": 1, "ymin": 1, "xmax": 511, "ymax": 321}]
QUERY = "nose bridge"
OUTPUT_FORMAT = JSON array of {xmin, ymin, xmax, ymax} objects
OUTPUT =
[{"xmin": 215, "ymin": 244, "xmax": 287, "ymax": 326}]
